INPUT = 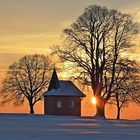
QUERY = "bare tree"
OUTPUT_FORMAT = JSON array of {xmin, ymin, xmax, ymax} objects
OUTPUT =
[
  {"xmin": 52, "ymin": 5, "xmax": 138, "ymax": 118},
  {"xmin": 109, "ymin": 60, "xmax": 140, "ymax": 119},
  {"xmin": 1, "ymin": 54, "xmax": 52, "ymax": 114}
]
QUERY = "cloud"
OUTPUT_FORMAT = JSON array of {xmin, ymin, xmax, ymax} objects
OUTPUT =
[{"xmin": 0, "ymin": 0, "xmax": 139, "ymax": 72}]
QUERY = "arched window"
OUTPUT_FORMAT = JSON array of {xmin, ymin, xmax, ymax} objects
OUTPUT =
[
  {"xmin": 57, "ymin": 100, "xmax": 62, "ymax": 108},
  {"xmin": 69, "ymin": 100, "xmax": 75, "ymax": 109}
]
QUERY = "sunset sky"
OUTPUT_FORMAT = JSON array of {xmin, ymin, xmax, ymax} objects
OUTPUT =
[{"xmin": 0, "ymin": 0, "xmax": 140, "ymax": 119}]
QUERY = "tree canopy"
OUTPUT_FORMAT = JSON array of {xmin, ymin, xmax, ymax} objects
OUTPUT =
[
  {"xmin": 52, "ymin": 5, "xmax": 140, "ymax": 118},
  {"xmin": 1, "ymin": 54, "xmax": 52, "ymax": 114}
]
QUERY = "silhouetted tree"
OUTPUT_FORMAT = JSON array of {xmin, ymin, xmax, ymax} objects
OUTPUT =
[
  {"xmin": 109, "ymin": 60, "xmax": 140, "ymax": 119},
  {"xmin": 52, "ymin": 5, "xmax": 138, "ymax": 118},
  {"xmin": 1, "ymin": 54, "xmax": 52, "ymax": 114}
]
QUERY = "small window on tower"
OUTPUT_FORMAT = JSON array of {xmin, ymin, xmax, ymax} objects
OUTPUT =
[
  {"xmin": 57, "ymin": 100, "xmax": 62, "ymax": 108},
  {"xmin": 69, "ymin": 100, "xmax": 75, "ymax": 109}
]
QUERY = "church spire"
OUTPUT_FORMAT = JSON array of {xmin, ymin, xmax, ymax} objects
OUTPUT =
[{"xmin": 48, "ymin": 67, "xmax": 60, "ymax": 91}]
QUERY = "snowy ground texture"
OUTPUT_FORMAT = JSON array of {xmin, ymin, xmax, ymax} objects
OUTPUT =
[{"xmin": 0, "ymin": 114, "xmax": 139, "ymax": 140}]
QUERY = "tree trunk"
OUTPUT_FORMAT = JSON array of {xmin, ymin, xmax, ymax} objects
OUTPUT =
[
  {"xmin": 95, "ymin": 97, "xmax": 105, "ymax": 118},
  {"xmin": 29, "ymin": 103, "xmax": 34, "ymax": 114},
  {"xmin": 117, "ymin": 107, "xmax": 120, "ymax": 119},
  {"xmin": 116, "ymin": 93, "xmax": 120, "ymax": 119}
]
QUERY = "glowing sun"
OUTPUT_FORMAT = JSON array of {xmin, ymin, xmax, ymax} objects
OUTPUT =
[{"xmin": 91, "ymin": 96, "xmax": 97, "ymax": 105}]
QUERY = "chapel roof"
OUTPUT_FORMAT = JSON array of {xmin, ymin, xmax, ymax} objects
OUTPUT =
[{"xmin": 44, "ymin": 68, "xmax": 85, "ymax": 97}]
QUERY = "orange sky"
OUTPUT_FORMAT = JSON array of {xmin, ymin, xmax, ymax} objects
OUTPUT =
[
  {"xmin": 1, "ymin": 96, "xmax": 140, "ymax": 120},
  {"xmin": 0, "ymin": 0, "xmax": 140, "ymax": 119}
]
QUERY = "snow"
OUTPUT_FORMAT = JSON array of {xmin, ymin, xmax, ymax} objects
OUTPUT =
[
  {"xmin": 0, "ymin": 114, "xmax": 139, "ymax": 140},
  {"xmin": 44, "ymin": 80, "xmax": 85, "ymax": 97}
]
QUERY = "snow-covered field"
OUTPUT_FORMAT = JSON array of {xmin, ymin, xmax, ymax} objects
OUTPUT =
[{"xmin": 0, "ymin": 114, "xmax": 139, "ymax": 140}]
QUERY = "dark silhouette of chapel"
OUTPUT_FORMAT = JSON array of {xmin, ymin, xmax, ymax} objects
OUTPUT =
[{"xmin": 44, "ymin": 68, "xmax": 85, "ymax": 116}]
